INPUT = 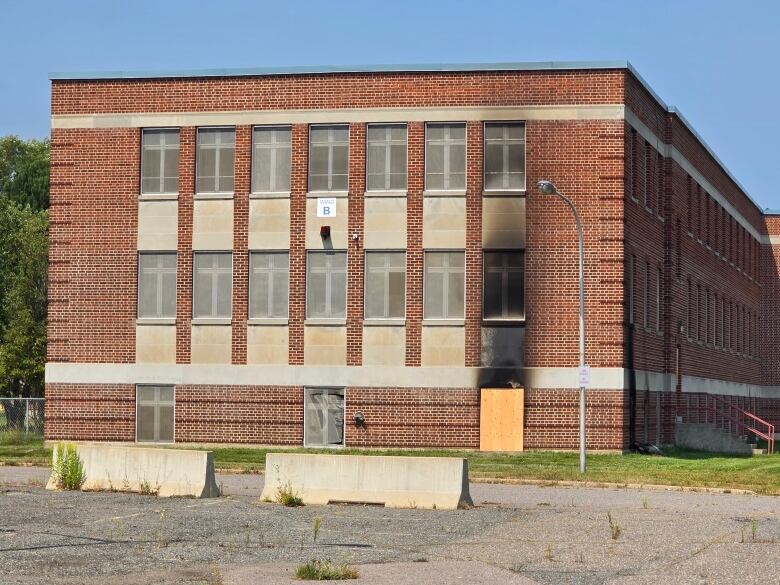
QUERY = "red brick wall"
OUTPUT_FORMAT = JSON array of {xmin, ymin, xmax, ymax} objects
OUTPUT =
[
  {"xmin": 405, "ymin": 122, "xmax": 424, "ymax": 366},
  {"xmin": 231, "ymin": 126, "xmax": 251, "ymax": 364},
  {"xmin": 175, "ymin": 127, "xmax": 195, "ymax": 363},
  {"xmin": 52, "ymin": 71, "xmax": 625, "ymax": 115},
  {"xmin": 465, "ymin": 122, "xmax": 483, "ymax": 366},
  {"xmin": 288, "ymin": 124, "xmax": 308, "ymax": 365},
  {"xmin": 48, "ymin": 128, "xmax": 139, "ymax": 364},
  {"xmin": 346, "ymin": 123, "xmax": 366, "ymax": 365},
  {"xmin": 45, "ymin": 384, "xmax": 135, "ymax": 441}
]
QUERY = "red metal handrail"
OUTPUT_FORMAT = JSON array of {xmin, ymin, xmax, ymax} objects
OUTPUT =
[{"xmin": 704, "ymin": 394, "xmax": 775, "ymax": 455}]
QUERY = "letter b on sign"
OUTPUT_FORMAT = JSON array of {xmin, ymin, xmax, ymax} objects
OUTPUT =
[{"xmin": 317, "ymin": 198, "xmax": 337, "ymax": 218}]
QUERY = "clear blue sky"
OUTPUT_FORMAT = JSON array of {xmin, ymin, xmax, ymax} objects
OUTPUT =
[{"xmin": 2, "ymin": 0, "xmax": 778, "ymax": 207}]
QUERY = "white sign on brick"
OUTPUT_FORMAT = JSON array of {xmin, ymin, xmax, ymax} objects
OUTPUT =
[
  {"xmin": 317, "ymin": 197, "xmax": 336, "ymax": 218},
  {"xmin": 578, "ymin": 365, "xmax": 591, "ymax": 389}
]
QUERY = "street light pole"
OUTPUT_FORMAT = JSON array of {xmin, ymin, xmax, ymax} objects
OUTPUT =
[{"xmin": 537, "ymin": 180, "xmax": 587, "ymax": 474}]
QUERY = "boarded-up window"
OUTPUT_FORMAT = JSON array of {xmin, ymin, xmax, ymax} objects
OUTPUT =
[
  {"xmin": 136, "ymin": 385, "xmax": 174, "ymax": 443},
  {"xmin": 304, "ymin": 388, "xmax": 344, "ymax": 447}
]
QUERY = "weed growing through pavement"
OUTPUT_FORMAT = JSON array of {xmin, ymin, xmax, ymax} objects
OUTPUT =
[
  {"xmin": 607, "ymin": 512, "xmax": 623, "ymax": 540},
  {"xmin": 139, "ymin": 478, "xmax": 159, "ymax": 496},
  {"xmin": 51, "ymin": 443, "xmax": 86, "ymax": 490},
  {"xmin": 313, "ymin": 516, "xmax": 322, "ymax": 543},
  {"xmin": 275, "ymin": 480, "xmax": 304, "ymax": 507},
  {"xmin": 295, "ymin": 559, "xmax": 358, "ymax": 580},
  {"xmin": 545, "ymin": 543, "xmax": 553, "ymax": 561},
  {"xmin": 157, "ymin": 509, "xmax": 168, "ymax": 548},
  {"xmin": 751, "ymin": 519, "xmax": 757, "ymax": 542},
  {"xmin": 642, "ymin": 497, "xmax": 649, "ymax": 510}
]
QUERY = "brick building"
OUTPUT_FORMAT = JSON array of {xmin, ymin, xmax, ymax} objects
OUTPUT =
[{"xmin": 45, "ymin": 61, "xmax": 780, "ymax": 451}]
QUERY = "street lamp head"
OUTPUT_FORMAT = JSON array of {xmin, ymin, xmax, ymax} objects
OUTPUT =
[{"xmin": 537, "ymin": 180, "xmax": 558, "ymax": 196}]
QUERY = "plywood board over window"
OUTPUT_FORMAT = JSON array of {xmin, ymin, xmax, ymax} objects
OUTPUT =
[{"xmin": 479, "ymin": 388, "xmax": 524, "ymax": 452}]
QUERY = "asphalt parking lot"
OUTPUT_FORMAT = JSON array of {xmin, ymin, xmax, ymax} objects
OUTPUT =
[{"xmin": 0, "ymin": 467, "xmax": 779, "ymax": 584}]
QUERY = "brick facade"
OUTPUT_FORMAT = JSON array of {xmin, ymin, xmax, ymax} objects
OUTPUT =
[{"xmin": 46, "ymin": 63, "xmax": 780, "ymax": 450}]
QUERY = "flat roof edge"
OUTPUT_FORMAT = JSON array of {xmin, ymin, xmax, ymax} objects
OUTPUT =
[{"xmin": 48, "ymin": 60, "xmax": 630, "ymax": 81}]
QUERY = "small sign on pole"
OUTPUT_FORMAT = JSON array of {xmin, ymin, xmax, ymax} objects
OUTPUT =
[
  {"xmin": 578, "ymin": 365, "xmax": 590, "ymax": 389},
  {"xmin": 317, "ymin": 197, "xmax": 336, "ymax": 218}
]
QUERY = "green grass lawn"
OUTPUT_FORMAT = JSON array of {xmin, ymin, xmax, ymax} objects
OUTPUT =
[{"xmin": 2, "ymin": 433, "xmax": 779, "ymax": 495}]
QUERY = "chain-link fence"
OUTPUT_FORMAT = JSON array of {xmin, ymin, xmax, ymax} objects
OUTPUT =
[{"xmin": 0, "ymin": 398, "xmax": 44, "ymax": 435}]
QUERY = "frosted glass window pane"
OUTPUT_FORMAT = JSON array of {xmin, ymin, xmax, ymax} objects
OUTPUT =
[
  {"xmin": 365, "ymin": 271, "xmax": 384, "ymax": 317},
  {"xmin": 137, "ymin": 405, "xmax": 156, "ymax": 442},
  {"xmin": 310, "ymin": 146, "xmax": 329, "ymax": 174},
  {"xmin": 193, "ymin": 253, "xmax": 232, "ymax": 318},
  {"xmin": 272, "ymin": 272, "xmax": 289, "ymax": 317},
  {"xmin": 305, "ymin": 388, "xmax": 344, "ymax": 447},
  {"xmin": 332, "ymin": 145, "xmax": 348, "ymax": 174},
  {"xmin": 249, "ymin": 252, "xmax": 288, "ymax": 318},
  {"xmin": 276, "ymin": 148, "xmax": 291, "ymax": 191},
  {"xmin": 447, "ymin": 270, "xmax": 465, "ymax": 317},
  {"xmin": 484, "ymin": 123, "xmax": 526, "ymax": 191},
  {"xmin": 388, "ymin": 271, "xmax": 405, "ymax": 318},
  {"xmin": 425, "ymin": 269, "xmax": 444, "ymax": 318},
  {"xmin": 161, "ymin": 271, "xmax": 177, "ymax": 316},
  {"xmin": 306, "ymin": 251, "xmax": 347, "ymax": 318},
  {"xmin": 159, "ymin": 386, "xmax": 174, "ymax": 403},
  {"xmin": 331, "ymin": 271, "xmax": 346, "ymax": 317},
  {"xmin": 390, "ymin": 144, "xmax": 407, "ymax": 174},
  {"xmin": 253, "ymin": 149, "xmax": 272, "ymax": 192},
  {"xmin": 142, "ymin": 149, "xmax": 161, "ymax": 182},
  {"xmin": 157, "ymin": 407, "xmax": 174, "ymax": 442},
  {"xmin": 216, "ymin": 272, "xmax": 232, "ymax": 317},
  {"xmin": 325, "ymin": 392, "xmax": 344, "ymax": 445},
  {"xmin": 367, "ymin": 145, "xmax": 386, "ymax": 175},
  {"xmin": 427, "ymin": 125, "xmax": 445, "ymax": 140},
  {"xmin": 449, "ymin": 252, "xmax": 465, "ymax": 268},
  {"xmin": 448, "ymin": 125, "xmax": 466, "ymax": 140},
  {"xmin": 307, "ymin": 272, "xmax": 327, "ymax": 317}
]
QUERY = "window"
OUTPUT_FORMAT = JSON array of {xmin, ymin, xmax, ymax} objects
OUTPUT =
[
  {"xmin": 138, "ymin": 253, "xmax": 177, "ymax": 319},
  {"xmin": 304, "ymin": 388, "xmax": 344, "ymax": 447},
  {"xmin": 249, "ymin": 252, "xmax": 289, "ymax": 318},
  {"xmin": 640, "ymin": 141, "xmax": 648, "ymax": 208},
  {"xmin": 696, "ymin": 284, "xmax": 702, "ymax": 341},
  {"xmin": 252, "ymin": 126, "xmax": 291, "ymax": 193},
  {"xmin": 484, "ymin": 122, "xmax": 526, "ymax": 191},
  {"xmin": 675, "ymin": 219, "xmax": 682, "ymax": 280},
  {"xmin": 704, "ymin": 290, "xmax": 710, "ymax": 344},
  {"xmin": 425, "ymin": 123, "xmax": 466, "ymax": 191},
  {"xmin": 141, "ymin": 129, "xmax": 179, "ymax": 195},
  {"xmin": 656, "ymin": 267, "xmax": 662, "ymax": 333},
  {"xmin": 720, "ymin": 296, "xmax": 725, "ymax": 349},
  {"xmin": 366, "ymin": 124, "xmax": 407, "ymax": 191},
  {"xmin": 309, "ymin": 125, "xmax": 348, "ymax": 191},
  {"xmin": 628, "ymin": 128, "xmax": 637, "ymax": 200},
  {"xmin": 656, "ymin": 152, "xmax": 664, "ymax": 216},
  {"xmin": 193, "ymin": 252, "xmax": 232, "ymax": 318},
  {"xmin": 136, "ymin": 386, "xmax": 174, "ymax": 443},
  {"xmin": 483, "ymin": 251, "xmax": 525, "ymax": 320},
  {"xmin": 424, "ymin": 251, "xmax": 465, "ymax": 319},
  {"xmin": 306, "ymin": 251, "xmax": 347, "ymax": 319},
  {"xmin": 686, "ymin": 176, "xmax": 692, "ymax": 233},
  {"xmin": 629, "ymin": 255, "xmax": 635, "ymax": 325},
  {"xmin": 196, "ymin": 128, "xmax": 235, "ymax": 193},
  {"xmin": 643, "ymin": 262, "xmax": 649, "ymax": 328},
  {"xmin": 364, "ymin": 251, "xmax": 405, "ymax": 319}
]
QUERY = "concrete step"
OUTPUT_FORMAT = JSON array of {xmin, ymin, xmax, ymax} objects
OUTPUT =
[{"xmin": 752, "ymin": 448, "xmax": 768, "ymax": 455}]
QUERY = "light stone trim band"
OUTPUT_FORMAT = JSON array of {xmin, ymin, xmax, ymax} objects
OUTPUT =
[
  {"xmin": 624, "ymin": 108, "xmax": 763, "ymax": 243},
  {"xmin": 50, "ymin": 104, "xmax": 625, "ymax": 129},
  {"xmin": 45, "ymin": 363, "xmax": 780, "ymax": 397}
]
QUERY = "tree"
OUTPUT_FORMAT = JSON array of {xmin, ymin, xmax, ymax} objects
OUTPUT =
[
  {"xmin": 0, "ymin": 199, "xmax": 48, "ymax": 398},
  {"xmin": 0, "ymin": 136, "xmax": 50, "ymax": 210}
]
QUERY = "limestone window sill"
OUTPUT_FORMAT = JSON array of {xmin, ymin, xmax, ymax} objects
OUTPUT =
[
  {"xmin": 306, "ymin": 191, "xmax": 349, "ymax": 198},
  {"xmin": 364, "ymin": 190, "xmax": 408, "ymax": 198},
  {"xmin": 194, "ymin": 192, "xmax": 234, "ymax": 200},
  {"xmin": 363, "ymin": 319, "xmax": 406, "ymax": 327},
  {"xmin": 191, "ymin": 318, "xmax": 232, "ymax": 325},
  {"xmin": 136, "ymin": 318, "xmax": 176, "ymax": 325},
  {"xmin": 250, "ymin": 191, "xmax": 291, "ymax": 199},
  {"xmin": 422, "ymin": 319, "xmax": 465, "ymax": 327},
  {"xmin": 482, "ymin": 190, "xmax": 526, "ymax": 197},
  {"xmin": 247, "ymin": 318, "xmax": 288, "ymax": 326},
  {"xmin": 304, "ymin": 318, "xmax": 347, "ymax": 326},
  {"xmin": 139, "ymin": 193, "xmax": 178, "ymax": 201},
  {"xmin": 423, "ymin": 190, "xmax": 466, "ymax": 197}
]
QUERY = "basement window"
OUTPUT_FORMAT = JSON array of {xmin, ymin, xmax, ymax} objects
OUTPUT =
[
  {"xmin": 136, "ymin": 385, "xmax": 175, "ymax": 443},
  {"xmin": 304, "ymin": 388, "xmax": 345, "ymax": 447}
]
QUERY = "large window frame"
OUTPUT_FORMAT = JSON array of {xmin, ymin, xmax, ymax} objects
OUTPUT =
[
  {"xmin": 366, "ymin": 124, "xmax": 407, "ymax": 192},
  {"xmin": 249, "ymin": 251, "xmax": 289, "ymax": 320},
  {"xmin": 483, "ymin": 122, "xmax": 526, "ymax": 192},
  {"xmin": 482, "ymin": 250, "xmax": 525, "ymax": 321},
  {"xmin": 308, "ymin": 125, "xmax": 349, "ymax": 192},
  {"xmin": 306, "ymin": 251, "xmax": 348, "ymax": 320},
  {"xmin": 140, "ymin": 128, "xmax": 180, "ymax": 196},
  {"xmin": 423, "ymin": 251, "xmax": 466, "ymax": 320},
  {"xmin": 196, "ymin": 127, "xmax": 236, "ymax": 195},
  {"xmin": 304, "ymin": 387, "xmax": 345, "ymax": 448},
  {"xmin": 251, "ymin": 125, "xmax": 292, "ymax": 195},
  {"xmin": 192, "ymin": 252, "xmax": 233, "ymax": 319},
  {"xmin": 136, "ymin": 385, "xmax": 175, "ymax": 444},
  {"xmin": 364, "ymin": 251, "xmax": 406, "ymax": 320},
  {"xmin": 137, "ymin": 252, "xmax": 177, "ymax": 320},
  {"xmin": 425, "ymin": 122, "xmax": 466, "ymax": 192}
]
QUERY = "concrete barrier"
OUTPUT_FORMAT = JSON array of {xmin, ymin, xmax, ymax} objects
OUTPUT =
[
  {"xmin": 261, "ymin": 453, "xmax": 473, "ymax": 509},
  {"xmin": 46, "ymin": 443, "xmax": 221, "ymax": 498}
]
